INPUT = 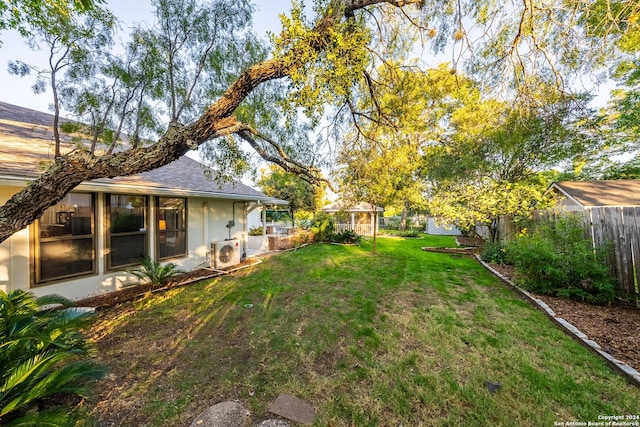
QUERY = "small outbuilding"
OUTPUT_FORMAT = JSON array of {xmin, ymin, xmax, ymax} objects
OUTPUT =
[{"xmin": 320, "ymin": 201, "xmax": 384, "ymax": 236}]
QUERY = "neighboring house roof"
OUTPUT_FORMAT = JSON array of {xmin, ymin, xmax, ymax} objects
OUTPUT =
[
  {"xmin": 549, "ymin": 180, "xmax": 640, "ymax": 208},
  {"xmin": 320, "ymin": 201, "xmax": 384, "ymax": 213},
  {"xmin": 0, "ymin": 101, "xmax": 284, "ymax": 203}
]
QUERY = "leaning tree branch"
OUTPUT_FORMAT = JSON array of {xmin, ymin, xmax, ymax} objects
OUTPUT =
[
  {"xmin": 0, "ymin": 0, "xmax": 413, "ymax": 243},
  {"xmin": 235, "ymin": 127, "xmax": 336, "ymax": 192}
]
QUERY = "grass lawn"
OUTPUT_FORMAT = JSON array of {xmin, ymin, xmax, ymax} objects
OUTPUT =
[{"xmin": 86, "ymin": 235, "xmax": 640, "ymax": 426}]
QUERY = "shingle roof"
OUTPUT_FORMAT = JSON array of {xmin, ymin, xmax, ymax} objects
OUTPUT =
[
  {"xmin": 551, "ymin": 180, "xmax": 640, "ymax": 207},
  {"xmin": 0, "ymin": 101, "xmax": 271, "ymax": 200},
  {"xmin": 321, "ymin": 201, "xmax": 383, "ymax": 212}
]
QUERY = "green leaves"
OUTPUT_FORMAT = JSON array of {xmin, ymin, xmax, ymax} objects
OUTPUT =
[
  {"xmin": 258, "ymin": 164, "xmax": 325, "ymax": 217},
  {"xmin": 0, "ymin": 290, "xmax": 105, "ymax": 426},
  {"xmin": 128, "ymin": 255, "xmax": 183, "ymax": 288},
  {"xmin": 271, "ymin": 1, "xmax": 371, "ymax": 121}
]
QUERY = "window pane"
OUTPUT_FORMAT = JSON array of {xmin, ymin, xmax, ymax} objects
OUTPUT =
[
  {"xmin": 159, "ymin": 231, "xmax": 186, "ymax": 259},
  {"xmin": 110, "ymin": 234, "xmax": 146, "ymax": 267},
  {"xmin": 40, "ymin": 193, "xmax": 92, "ymax": 238},
  {"xmin": 40, "ymin": 239, "xmax": 94, "ymax": 281},
  {"xmin": 158, "ymin": 197, "xmax": 186, "ymax": 259},
  {"xmin": 108, "ymin": 195, "xmax": 148, "ymax": 268},
  {"xmin": 110, "ymin": 195, "xmax": 147, "ymax": 233},
  {"xmin": 38, "ymin": 193, "xmax": 94, "ymax": 283}
]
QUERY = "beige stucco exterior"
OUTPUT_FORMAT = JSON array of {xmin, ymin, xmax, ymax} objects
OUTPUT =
[{"xmin": 0, "ymin": 182, "xmax": 252, "ymax": 301}]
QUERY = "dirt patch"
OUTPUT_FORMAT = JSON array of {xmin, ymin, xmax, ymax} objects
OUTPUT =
[{"xmin": 487, "ymin": 262, "xmax": 640, "ymax": 372}]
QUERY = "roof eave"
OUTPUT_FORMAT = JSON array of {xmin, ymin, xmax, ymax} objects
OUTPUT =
[{"xmin": 0, "ymin": 175, "xmax": 272, "ymax": 202}]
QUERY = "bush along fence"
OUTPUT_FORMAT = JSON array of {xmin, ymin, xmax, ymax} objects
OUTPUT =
[{"xmin": 505, "ymin": 208, "xmax": 640, "ymax": 303}]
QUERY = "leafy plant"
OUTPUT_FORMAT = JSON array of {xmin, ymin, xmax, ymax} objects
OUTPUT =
[
  {"xmin": 398, "ymin": 229, "xmax": 421, "ymax": 238},
  {"xmin": 505, "ymin": 215, "xmax": 616, "ymax": 304},
  {"xmin": 128, "ymin": 255, "xmax": 183, "ymax": 289},
  {"xmin": 0, "ymin": 290, "xmax": 106, "ymax": 426},
  {"xmin": 248, "ymin": 226, "xmax": 263, "ymax": 236},
  {"xmin": 330, "ymin": 230, "xmax": 362, "ymax": 244},
  {"xmin": 481, "ymin": 241, "xmax": 509, "ymax": 264},
  {"xmin": 310, "ymin": 213, "xmax": 334, "ymax": 242}
]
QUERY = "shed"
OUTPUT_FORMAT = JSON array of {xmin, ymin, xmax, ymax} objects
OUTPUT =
[{"xmin": 547, "ymin": 180, "xmax": 640, "ymax": 211}]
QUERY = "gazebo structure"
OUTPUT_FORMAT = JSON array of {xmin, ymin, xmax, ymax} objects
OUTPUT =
[{"xmin": 320, "ymin": 201, "xmax": 384, "ymax": 236}]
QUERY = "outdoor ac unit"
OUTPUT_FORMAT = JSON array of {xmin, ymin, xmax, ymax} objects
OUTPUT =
[{"xmin": 210, "ymin": 239, "xmax": 241, "ymax": 269}]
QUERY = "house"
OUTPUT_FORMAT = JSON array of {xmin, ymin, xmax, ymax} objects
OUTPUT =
[
  {"xmin": 547, "ymin": 180, "xmax": 640, "ymax": 210},
  {"xmin": 320, "ymin": 201, "xmax": 384, "ymax": 236},
  {"xmin": 0, "ymin": 101, "xmax": 282, "ymax": 301}
]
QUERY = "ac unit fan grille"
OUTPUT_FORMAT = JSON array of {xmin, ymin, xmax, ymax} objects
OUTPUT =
[{"xmin": 218, "ymin": 245, "xmax": 234, "ymax": 263}]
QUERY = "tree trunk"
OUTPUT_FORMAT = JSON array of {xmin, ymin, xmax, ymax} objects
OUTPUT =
[
  {"xmin": 372, "ymin": 210, "xmax": 378, "ymax": 254},
  {"xmin": 400, "ymin": 203, "xmax": 407, "ymax": 230}
]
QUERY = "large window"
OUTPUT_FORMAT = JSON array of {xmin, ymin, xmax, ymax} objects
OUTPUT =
[
  {"xmin": 157, "ymin": 197, "xmax": 187, "ymax": 259},
  {"xmin": 36, "ymin": 193, "xmax": 95, "ymax": 283},
  {"xmin": 108, "ymin": 194, "xmax": 148, "ymax": 268}
]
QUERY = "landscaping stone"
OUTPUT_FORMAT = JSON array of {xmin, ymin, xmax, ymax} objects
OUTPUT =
[
  {"xmin": 268, "ymin": 393, "xmax": 315, "ymax": 425},
  {"xmin": 190, "ymin": 401, "xmax": 248, "ymax": 427}
]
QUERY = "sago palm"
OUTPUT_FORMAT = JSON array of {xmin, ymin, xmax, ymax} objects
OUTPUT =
[
  {"xmin": 0, "ymin": 290, "xmax": 105, "ymax": 426},
  {"xmin": 128, "ymin": 255, "xmax": 183, "ymax": 289}
]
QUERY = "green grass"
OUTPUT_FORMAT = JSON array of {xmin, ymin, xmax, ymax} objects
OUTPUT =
[{"xmin": 87, "ymin": 235, "xmax": 640, "ymax": 426}]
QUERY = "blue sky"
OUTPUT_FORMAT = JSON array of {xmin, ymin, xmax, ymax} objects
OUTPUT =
[{"xmin": 0, "ymin": 0, "xmax": 293, "ymax": 113}]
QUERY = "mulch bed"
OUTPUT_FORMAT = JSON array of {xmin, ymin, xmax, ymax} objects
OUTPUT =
[
  {"xmin": 453, "ymin": 236, "xmax": 640, "ymax": 372},
  {"xmin": 485, "ymin": 260, "xmax": 640, "ymax": 373},
  {"xmin": 76, "ymin": 258, "xmax": 261, "ymax": 310}
]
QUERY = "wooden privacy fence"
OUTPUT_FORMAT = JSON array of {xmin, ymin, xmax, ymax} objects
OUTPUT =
[{"xmin": 584, "ymin": 207, "xmax": 640, "ymax": 301}]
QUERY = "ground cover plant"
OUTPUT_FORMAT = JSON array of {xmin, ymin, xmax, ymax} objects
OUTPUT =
[
  {"xmin": 503, "ymin": 216, "xmax": 616, "ymax": 304},
  {"xmin": 0, "ymin": 290, "xmax": 105, "ymax": 426},
  {"xmin": 86, "ymin": 235, "xmax": 640, "ymax": 426}
]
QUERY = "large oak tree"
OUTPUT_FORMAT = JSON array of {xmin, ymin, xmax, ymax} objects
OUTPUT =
[{"xmin": 0, "ymin": 0, "xmax": 636, "ymax": 243}]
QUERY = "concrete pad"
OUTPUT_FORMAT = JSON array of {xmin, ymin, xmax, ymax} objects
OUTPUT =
[{"xmin": 268, "ymin": 393, "xmax": 315, "ymax": 425}]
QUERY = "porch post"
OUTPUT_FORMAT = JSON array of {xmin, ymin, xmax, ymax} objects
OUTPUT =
[
  {"xmin": 261, "ymin": 203, "xmax": 268, "ymax": 250},
  {"xmin": 351, "ymin": 212, "xmax": 355, "ymax": 232}
]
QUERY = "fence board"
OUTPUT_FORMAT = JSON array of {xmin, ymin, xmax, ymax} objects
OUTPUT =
[{"xmin": 624, "ymin": 207, "xmax": 640, "ymax": 297}]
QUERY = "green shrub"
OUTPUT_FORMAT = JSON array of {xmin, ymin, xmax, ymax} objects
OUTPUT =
[
  {"xmin": 330, "ymin": 230, "xmax": 362, "ymax": 244},
  {"xmin": 384, "ymin": 218, "xmax": 401, "ymax": 230},
  {"xmin": 310, "ymin": 213, "xmax": 334, "ymax": 242},
  {"xmin": 0, "ymin": 290, "xmax": 106, "ymax": 426},
  {"xmin": 128, "ymin": 255, "xmax": 183, "ymax": 289},
  {"xmin": 398, "ymin": 229, "xmax": 421, "ymax": 238},
  {"xmin": 505, "ymin": 216, "xmax": 616, "ymax": 304},
  {"xmin": 248, "ymin": 226, "xmax": 263, "ymax": 236},
  {"xmin": 481, "ymin": 241, "xmax": 509, "ymax": 264}
]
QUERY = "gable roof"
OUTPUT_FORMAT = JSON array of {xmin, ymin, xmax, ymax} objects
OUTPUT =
[
  {"xmin": 549, "ymin": 180, "xmax": 640, "ymax": 208},
  {"xmin": 0, "ymin": 101, "xmax": 278, "ymax": 202},
  {"xmin": 321, "ymin": 201, "xmax": 384, "ymax": 212}
]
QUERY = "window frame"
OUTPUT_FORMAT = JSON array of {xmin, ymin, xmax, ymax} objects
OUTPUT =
[
  {"xmin": 106, "ymin": 193, "xmax": 149, "ymax": 270},
  {"xmin": 33, "ymin": 192, "xmax": 96, "ymax": 286},
  {"xmin": 156, "ymin": 196, "xmax": 188, "ymax": 260}
]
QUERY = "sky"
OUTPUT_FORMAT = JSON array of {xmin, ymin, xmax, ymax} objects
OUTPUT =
[{"xmin": 0, "ymin": 0, "xmax": 294, "ymax": 113}]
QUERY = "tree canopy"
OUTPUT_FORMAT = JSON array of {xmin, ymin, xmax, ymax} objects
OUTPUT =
[
  {"xmin": 0, "ymin": 0, "xmax": 638, "ymax": 243},
  {"xmin": 257, "ymin": 164, "xmax": 326, "ymax": 220}
]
